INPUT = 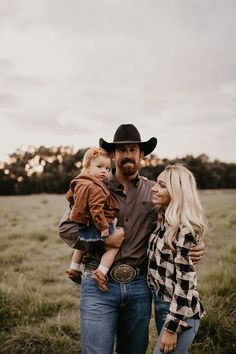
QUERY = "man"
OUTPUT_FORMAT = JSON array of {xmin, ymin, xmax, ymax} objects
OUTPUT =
[{"xmin": 61, "ymin": 124, "xmax": 204, "ymax": 354}]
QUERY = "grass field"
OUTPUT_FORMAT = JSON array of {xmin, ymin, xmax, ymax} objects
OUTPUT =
[{"xmin": 0, "ymin": 190, "xmax": 236, "ymax": 354}]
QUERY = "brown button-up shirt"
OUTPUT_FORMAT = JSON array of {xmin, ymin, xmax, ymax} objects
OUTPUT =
[{"xmin": 87, "ymin": 171, "xmax": 157, "ymax": 266}]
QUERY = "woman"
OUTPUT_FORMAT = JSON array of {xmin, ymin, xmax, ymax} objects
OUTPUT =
[{"xmin": 148, "ymin": 164, "xmax": 207, "ymax": 354}]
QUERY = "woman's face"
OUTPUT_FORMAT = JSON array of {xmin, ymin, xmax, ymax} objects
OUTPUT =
[{"xmin": 152, "ymin": 171, "xmax": 171, "ymax": 208}]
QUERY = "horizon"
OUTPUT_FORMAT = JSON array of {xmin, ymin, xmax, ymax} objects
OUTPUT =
[{"xmin": 1, "ymin": 142, "xmax": 235, "ymax": 165}]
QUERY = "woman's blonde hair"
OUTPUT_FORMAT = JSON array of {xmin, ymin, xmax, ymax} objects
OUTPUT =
[
  {"xmin": 81, "ymin": 147, "xmax": 110, "ymax": 173},
  {"xmin": 161, "ymin": 164, "xmax": 207, "ymax": 251}
]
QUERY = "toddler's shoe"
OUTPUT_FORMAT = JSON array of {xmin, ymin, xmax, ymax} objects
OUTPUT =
[
  {"xmin": 66, "ymin": 269, "xmax": 82, "ymax": 284},
  {"xmin": 92, "ymin": 269, "xmax": 108, "ymax": 292}
]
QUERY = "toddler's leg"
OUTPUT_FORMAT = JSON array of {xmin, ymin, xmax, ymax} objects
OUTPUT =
[
  {"xmin": 92, "ymin": 247, "xmax": 119, "ymax": 292},
  {"xmin": 99, "ymin": 246, "xmax": 120, "ymax": 271},
  {"xmin": 66, "ymin": 249, "xmax": 84, "ymax": 284}
]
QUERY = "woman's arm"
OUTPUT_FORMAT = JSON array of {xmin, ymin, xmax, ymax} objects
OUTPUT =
[{"xmin": 163, "ymin": 232, "xmax": 198, "ymax": 333}]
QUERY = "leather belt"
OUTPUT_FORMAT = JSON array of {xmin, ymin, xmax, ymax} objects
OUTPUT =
[{"xmin": 85, "ymin": 262, "xmax": 147, "ymax": 284}]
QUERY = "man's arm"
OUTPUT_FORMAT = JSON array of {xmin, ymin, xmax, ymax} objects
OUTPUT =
[
  {"xmin": 105, "ymin": 227, "xmax": 124, "ymax": 248},
  {"xmin": 189, "ymin": 239, "xmax": 205, "ymax": 264}
]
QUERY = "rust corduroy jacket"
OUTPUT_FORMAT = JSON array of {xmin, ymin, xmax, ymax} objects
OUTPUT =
[{"xmin": 66, "ymin": 174, "xmax": 119, "ymax": 232}]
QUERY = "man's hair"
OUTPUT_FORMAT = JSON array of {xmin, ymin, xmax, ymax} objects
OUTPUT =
[
  {"xmin": 81, "ymin": 147, "xmax": 110, "ymax": 172},
  {"xmin": 159, "ymin": 164, "xmax": 208, "ymax": 250}
]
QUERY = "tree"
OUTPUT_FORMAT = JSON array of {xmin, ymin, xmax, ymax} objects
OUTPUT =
[{"xmin": 0, "ymin": 147, "xmax": 235, "ymax": 195}]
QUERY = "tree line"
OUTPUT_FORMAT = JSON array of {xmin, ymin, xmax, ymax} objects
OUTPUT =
[{"xmin": 0, "ymin": 146, "xmax": 235, "ymax": 195}]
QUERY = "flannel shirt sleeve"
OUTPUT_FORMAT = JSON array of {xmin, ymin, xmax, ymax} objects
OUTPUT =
[{"xmin": 163, "ymin": 231, "xmax": 197, "ymax": 333}]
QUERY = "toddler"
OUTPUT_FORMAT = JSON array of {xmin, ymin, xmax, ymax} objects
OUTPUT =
[{"xmin": 66, "ymin": 147, "xmax": 120, "ymax": 292}]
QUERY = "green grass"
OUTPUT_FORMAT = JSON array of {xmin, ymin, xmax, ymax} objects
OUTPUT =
[{"xmin": 0, "ymin": 191, "xmax": 236, "ymax": 354}]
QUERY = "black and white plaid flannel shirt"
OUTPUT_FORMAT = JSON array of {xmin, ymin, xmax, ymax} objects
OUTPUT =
[{"xmin": 148, "ymin": 224, "xmax": 205, "ymax": 333}]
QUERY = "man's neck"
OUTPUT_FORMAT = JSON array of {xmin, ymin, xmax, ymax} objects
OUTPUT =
[{"xmin": 115, "ymin": 169, "xmax": 138, "ymax": 193}]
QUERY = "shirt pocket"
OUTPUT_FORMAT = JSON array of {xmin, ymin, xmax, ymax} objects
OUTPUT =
[{"xmin": 140, "ymin": 201, "xmax": 157, "ymax": 231}]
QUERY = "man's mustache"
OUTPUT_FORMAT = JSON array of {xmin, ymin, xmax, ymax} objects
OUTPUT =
[{"xmin": 121, "ymin": 159, "xmax": 135, "ymax": 166}]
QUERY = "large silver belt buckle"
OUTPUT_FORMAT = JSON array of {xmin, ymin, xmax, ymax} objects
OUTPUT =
[{"xmin": 110, "ymin": 264, "xmax": 136, "ymax": 283}]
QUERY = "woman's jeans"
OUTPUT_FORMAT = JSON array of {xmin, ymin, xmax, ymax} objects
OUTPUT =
[
  {"xmin": 80, "ymin": 270, "xmax": 151, "ymax": 354},
  {"xmin": 152, "ymin": 290, "xmax": 200, "ymax": 354}
]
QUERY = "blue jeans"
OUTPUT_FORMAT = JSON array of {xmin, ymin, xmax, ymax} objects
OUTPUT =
[
  {"xmin": 152, "ymin": 290, "xmax": 200, "ymax": 354},
  {"xmin": 78, "ymin": 221, "xmax": 115, "ymax": 242},
  {"xmin": 80, "ymin": 270, "xmax": 151, "ymax": 354}
]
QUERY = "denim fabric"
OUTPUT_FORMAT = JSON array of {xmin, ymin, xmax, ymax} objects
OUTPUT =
[
  {"xmin": 152, "ymin": 290, "xmax": 200, "ymax": 354},
  {"xmin": 78, "ymin": 221, "xmax": 115, "ymax": 242},
  {"xmin": 80, "ymin": 270, "xmax": 151, "ymax": 354}
]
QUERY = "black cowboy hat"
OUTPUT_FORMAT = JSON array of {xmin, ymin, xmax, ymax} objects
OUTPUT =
[{"xmin": 99, "ymin": 124, "xmax": 157, "ymax": 156}]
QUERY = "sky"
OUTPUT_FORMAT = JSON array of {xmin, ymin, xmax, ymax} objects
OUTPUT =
[{"xmin": 0, "ymin": 0, "xmax": 236, "ymax": 163}]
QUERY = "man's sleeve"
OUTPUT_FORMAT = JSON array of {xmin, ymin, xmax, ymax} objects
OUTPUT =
[{"xmin": 59, "ymin": 205, "xmax": 88, "ymax": 250}]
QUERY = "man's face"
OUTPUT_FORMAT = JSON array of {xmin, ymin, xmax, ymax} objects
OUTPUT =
[{"xmin": 113, "ymin": 144, "xmax": 144, "ymax": 177}]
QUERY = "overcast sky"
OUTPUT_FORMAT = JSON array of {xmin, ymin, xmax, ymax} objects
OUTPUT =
[{"xmin": 0, "ymin": 0, "xmax": 236, "ymax": 163}]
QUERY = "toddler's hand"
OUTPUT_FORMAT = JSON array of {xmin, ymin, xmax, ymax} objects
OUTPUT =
[
  {"xmin": 113, "ymin": 217, "xmax": 118, "ymax": 228},
  {"xmin": 101, "ymin": 229, "xmax": 109, "ymax": 238}
]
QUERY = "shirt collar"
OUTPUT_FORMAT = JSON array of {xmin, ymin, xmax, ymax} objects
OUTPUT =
[{"xmin": 108, "ymin": 168, "xmax": 140, "ymax": 191}]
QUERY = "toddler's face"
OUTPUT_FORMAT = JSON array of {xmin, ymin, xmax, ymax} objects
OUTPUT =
[{"xmin": 87, "ymin": 156, "xmax": 111, "ymax": 181}]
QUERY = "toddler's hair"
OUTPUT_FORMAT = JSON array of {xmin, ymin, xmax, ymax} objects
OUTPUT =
[{"xmin": 82, "ymin": 147, "xmax": 110, "ymax": 172}]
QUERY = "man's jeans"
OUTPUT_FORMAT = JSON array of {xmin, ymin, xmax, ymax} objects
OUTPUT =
[
  {"xmin": 152, "ymin": 290, "xmax": 200, "ymax": 354},
  {"xmin": 80, "ymin": 270, "xmax": 151, "ymax": 354}
]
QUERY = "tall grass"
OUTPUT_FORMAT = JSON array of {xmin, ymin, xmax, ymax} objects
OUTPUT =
[
  {"xmin": 189, "ymin": 190, "xmax": 236, "ymax": 354},
  {"xmin": 0, "ymin": 191, "xmax": 236, "ymax": 354}
]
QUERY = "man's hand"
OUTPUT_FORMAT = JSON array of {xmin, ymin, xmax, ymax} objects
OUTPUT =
[
  {"xmin": 104, "ymin": 227, "xmax": 124, "ymax": 248},
  {"xmin": 189, "ymin": 239, "xmax": 205, "ymax": 264}
]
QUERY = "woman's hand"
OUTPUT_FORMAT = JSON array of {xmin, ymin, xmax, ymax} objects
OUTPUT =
[
  {"xmin": 105, "ymin": 227, "xmax": 124, "ymax": 248},
  {"xmin": 189, "ymin": 239, "xmax": 205, "ymax": 264},
  {"xmin": 160, "ymin": 329, "xmax": 177, "ymax": 353}
]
